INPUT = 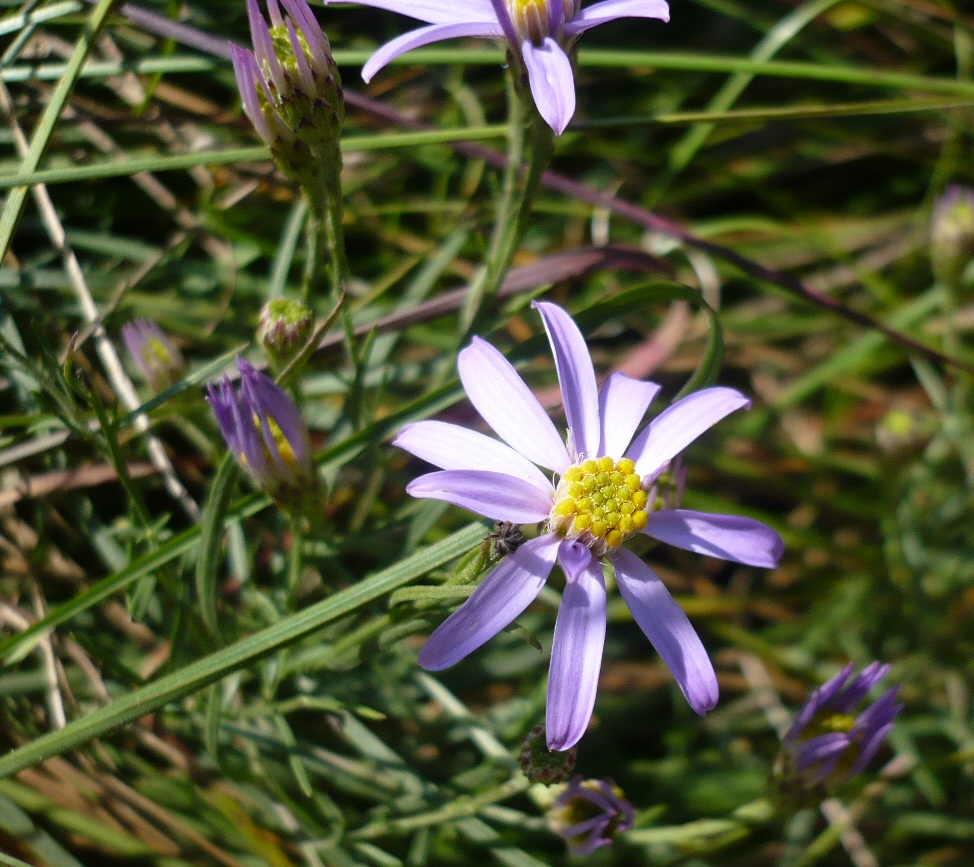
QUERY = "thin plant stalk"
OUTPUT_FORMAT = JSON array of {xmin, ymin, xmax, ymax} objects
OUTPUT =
[{"xmin": 459, "ymin": 64, "xmax": 555, "ymax": 334}]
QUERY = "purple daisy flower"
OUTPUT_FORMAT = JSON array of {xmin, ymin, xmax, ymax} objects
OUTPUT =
[
  {"xmin": 779, "ymin": 662, "xmax": 902, "ymax": 791},
  {"xmin": 322, "ymin": 0, "xmax": 670, "ymax": 134},
  {"xmin": 548, "ymin": 776, "xmax": 634, "ymax": 856},
  {"xmin": 206, "ymin": 357, "xmax": 319, "ymax": 510},
  {"xmin": 121, "ymin": 318, "xmax": 185, "ymax": 392},
  {"xmin": 394, "ymin": 301, "xmax": 784, "ymax": 750}
]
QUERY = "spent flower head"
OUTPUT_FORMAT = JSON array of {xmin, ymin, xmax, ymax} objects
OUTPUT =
[
  {"xmin": 323, "ymin": 0, "xmax": 669, "ymax": 134},
  {"xmin": 394, "ymin": 301, "xmax": 784, "ymax": 750},
  {"xmin": 519, "ymin": 724, "xmax": 577, "ymax": 785},
  {"xmin": 231, "ymin": 0, "xmax": 344, "ymax": 193},
  {"xmin": 121, "ymin": 319, "xmax": 185, "ymax": 392},
  {"xmin": 776, "ymin": 662, "xmax": 902, "ymax": 798},
  {"xmin": 206, "ymin": 357, "xmax": 319, "ymax": 512},
  {"xmin": 931, "ymin": 184, "xmax": 974, "ymax": 287},
  {"xmin": 548, "ymin": 777, "xmax": 634, "ymax": 855}
]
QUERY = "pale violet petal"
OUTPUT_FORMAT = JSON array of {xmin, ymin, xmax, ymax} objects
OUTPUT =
[
  {"xmin": 418, "ymin": 534, "xmax": 561, "ymax": 669},
  {"xmin": 520, "ymin": 37, "xmax": 575, "ymax": 135},
  {"xmin": 597, "ymin": 373, "xmax": 662, "ymax": 458},
  {"xmin": 564, "ymin": 0, "xmax": 670, "ymax": 36},
  {"xmin": 322, "ymin": 0, "xmax": 498, "ymax": 25},
  {"xmin": 643, "ymin": 510, "xmax": 784, "ymax": 568},
  {"xmin": 627, "ymin": 387, "xmax": 751, "ymax": 478},
  {"xmin": 458, "ymin": 337, "xmax": 571, "ymax": 473},
  {"xmin": 406, "ymin": 470, "xmax": 552, "ymax": 523},
  {"xmin": 533, "ymin": 302, "xmax": 600, "ymax": 461},
  {"xmin": 546, "ymin": 541, "xmax": 606, "ymax": 751},
  {"xmin": 363, "ymin": 21, "xmax": 502, "ymax": 82},
  {"xmin": 394, "ymin": 421, "xmax": 553, "ymax": 495},
  {"xmin": 611, "ymin": 547, "xmax": 718, "ymax": 714}
]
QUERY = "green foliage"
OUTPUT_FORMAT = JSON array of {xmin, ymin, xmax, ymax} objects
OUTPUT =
[{"xmin": 0, "ymin": 0, "xmax": 971, "ymax": 865}]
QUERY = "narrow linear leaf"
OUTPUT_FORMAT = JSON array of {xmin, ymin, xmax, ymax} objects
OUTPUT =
[
  {"xmin": 0, "ymin": 523, "xmax": 485, "ymax": 778},
  {"xmin": 196, "ymin": 453, "xmax": 240, "ymax": 639}
]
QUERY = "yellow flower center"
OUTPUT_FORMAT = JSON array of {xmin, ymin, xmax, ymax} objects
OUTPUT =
[
  {"xmin": 238, "ymin": 414, "xmax": 298, "ymax": 469},
  {"xmin": 506, "ymin": 0, "xmax": 549, "ymax": 43},
  {"xmin": 804, "ymin": 711, "xmax": 857, "ymax": 740},
  {"xmin": 547, "ymin": 456, "xmax": 649, "ymax": 556}
]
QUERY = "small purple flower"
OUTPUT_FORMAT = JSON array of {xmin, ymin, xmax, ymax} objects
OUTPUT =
[
  {"xmin": 322, "ymin": 0, "xmax": 670, "ymax": 134},
  {"xmin": 931, "ymin": 184, "xmax": 974, "ymax": 285},
  {"xmin": 206, "ymin": 357, "xmax": 318, "ymax": 510},
  {"xmin": 121, "ymin": 318, "xmax": 185, "ymax": 392},
  {"xmin": 779, "ymin": 662, "xmax": 902, "ymax": 792},
  {"xmin": 548, "ymin": 777, "xmax": 634, "ymax": 855},
  {"xmin": 231, "ymin": 0, "xmax": 343, "ymax": 185},
  {"xmin": 394, "ymin": 301, "xmax": 783, "ymax": 750}
]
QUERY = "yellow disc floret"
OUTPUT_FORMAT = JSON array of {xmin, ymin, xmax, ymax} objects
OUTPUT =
[{"xmin": 546, "ymin": 456, "xmax": 650, "ymax": 556}]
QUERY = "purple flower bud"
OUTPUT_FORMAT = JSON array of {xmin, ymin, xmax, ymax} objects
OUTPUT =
[
  {"xmin": 121, "ymin": 319, "xmax": 185, "ymax": 392},
  {"xmin": 231, "ymin": 0, "xmax": 344, "ymax": 194},
  {"xmin": 206, "ymin": 357, "xmax": 318, "ymax": 511},
  {"xmin": 777, "ymin": 662, "xmax": 902, "ymax": 796},
  {"xmin": 548, "ymin": 777, "xmax": 634, "ymax": 856}
]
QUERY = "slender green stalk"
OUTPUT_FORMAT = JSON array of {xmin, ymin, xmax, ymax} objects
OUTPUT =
[
  {"xmin": 459, "ymin": 64, "xmax": 555, "ymax": 334},
  {"xmin": 625, "ymin": 797, "xmax": 776, "ymax": 846},
  {"xmin": 351, "ymin": 776, "xmax": 531, "ymax": 839}
]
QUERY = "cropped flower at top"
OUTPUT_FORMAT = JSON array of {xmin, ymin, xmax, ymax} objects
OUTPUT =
[
  {"xmin": 321, "ymin": 0, "xmax": 670, "ymax": 134},
  {"xmin": 394, "ymin": 301, "xmax": 784, "ymax": 750}
]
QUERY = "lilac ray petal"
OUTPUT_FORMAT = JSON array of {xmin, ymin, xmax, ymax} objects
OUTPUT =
[
  {"xmin": 848, "ymin": 721, "xmax": 895, "ymax": 777},
  {"xmin": 795, "ymin": 732, "xmax": 850, "ymax": 780},
  {"xmin": 239, "ymin": 360, "xmax": 309, "ymax": 461},
  {"xmin": 458, "ymin": 337, "xmax": 571, "ymax": 473},
  {"xmin": 520, "ymin": 37, "xmax": 576, "ymax": 135},
  {"xmin": 832, "ymin": 662, "xmax": 890, "ymax": 712},
  {"xmin": 323, "ymin": 0, "xmax": 498, "ymax": 24},
  {"xmin": 230, "ymin": 45, "xmax": 272, "ymax": 143},
  {"xmin": 564, "ymin": 0, "xmax": 670, "ymax": 36},
  {"xmin": 546, "ymin": 542, "xmax": 606, "ymax": 750},
  {"xmin": 363, "ymin": 21, "xmax": 503, "ymax": 81},
  {"xmin": 597, "ymin": 373, "xmax": 661, "ymax": 459},
  {"xmin": 418, "ymin": 533, "xmax": 561, "ymax": 669},
  {"xmin": 406, "ymin": 470, "xmax": 552, "ymax": 523},
  {"xmin": 627, "ymin": 387, "xmax": 751, "ymax": 478},
  {"xmin": 534, "ymin": 302, "xmax": 600, "ymax": 461},
  {"xmin": 643, "ymin": 510, "xmax": 784, "ymax": 568},
  {"xmin": 611, "ymin": 547, "xmax": 718, "ymax": 714},
  {"xmin": 395, "ymin": 421, "xmax": 553, "ymax": 494}
]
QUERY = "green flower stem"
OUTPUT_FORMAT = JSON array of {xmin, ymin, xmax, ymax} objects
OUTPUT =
[
  {"xmin": 351, "ymin": 775, "xmax": 531, "ymax": 839},
  {"xmin": 459, "ymin": 63, "xmax": 555, "ymax": 334},
  {"xmin": 286, "ymin": 519, "xmax": 305, "ymax": 609},
  {"xmin": 624, "ymin": 797, "xmax": 775, "ymax": 847}
]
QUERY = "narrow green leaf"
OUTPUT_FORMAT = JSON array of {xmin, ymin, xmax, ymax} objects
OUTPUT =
[
  {"xmin": 0, "ymin": 523, "xmax": 485, "ymax": 778},
  {"xmin": 196, "ymin": 453, "xmax": 240, "ymax": 639},
  {"xmin": 0, "ymin": 0, "xmax": 120, "ymax": 261}
]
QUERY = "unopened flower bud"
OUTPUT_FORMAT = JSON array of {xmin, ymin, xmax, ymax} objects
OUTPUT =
[
  {"xmin": 231, "ymin": 0, "xmax": 344, "ymax": 199},
  {"xmin": 931, "ymin": 185, "xmax": 974, "ymax": 287},
  {"xmin": 206, "ymin": 357, "xmax": 320, "ymax": 512},
  {"xmin": 774, "ymin": 662, "xmax": 902, "ymax": 803},
  {"xmin": 121, "ymin": 319, "xmax": 185, "ymax": 392},
  {"xmin": 548, "ymin": 777, "xmax": 634, "ymax": 856},
  {"xmin": 519, "ymin": 725, "xmax": 577, "ymax": 785},
  {"xmin": 258, "ymin": 298, "xmax": 315, "ymax": 369}
]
